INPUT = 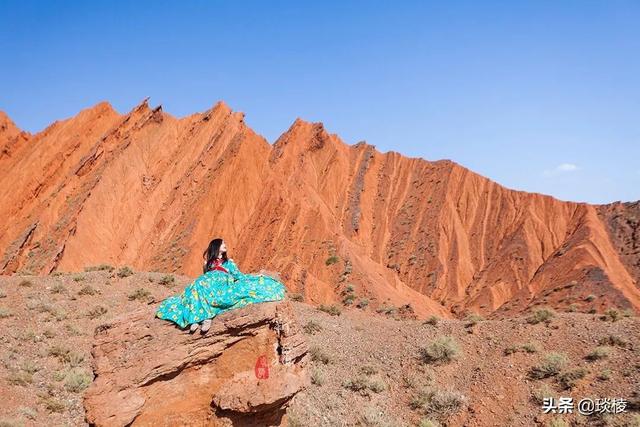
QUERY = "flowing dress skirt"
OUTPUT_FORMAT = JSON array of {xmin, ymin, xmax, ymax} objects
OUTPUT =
[{"xmin": 156, "ymin": 270, "xmax": 286, "ymax": 328}]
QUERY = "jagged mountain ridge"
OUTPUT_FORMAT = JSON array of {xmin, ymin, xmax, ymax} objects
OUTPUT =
[{"xmin": 1, "ymin": 100, "xmax": 638, "ymax": 318}]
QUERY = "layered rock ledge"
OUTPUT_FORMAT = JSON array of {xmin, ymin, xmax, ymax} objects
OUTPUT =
[{"xmin": 83, "ymin": 301, "xmax": 309, "ymax": 426}]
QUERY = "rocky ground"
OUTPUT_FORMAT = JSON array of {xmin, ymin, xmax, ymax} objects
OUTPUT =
[{"xmin": 0, "ymin": 270, "xmax": 639, "ymax": 427}]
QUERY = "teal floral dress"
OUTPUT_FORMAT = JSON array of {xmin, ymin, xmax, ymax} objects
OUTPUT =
[{"xmin": 156, "ymin": 259, "xmax": 286, "ymax": 328}]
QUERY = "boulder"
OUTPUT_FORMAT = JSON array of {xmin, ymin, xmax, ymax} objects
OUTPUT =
[{"xmin": 84, "ymin": 301, "xmax": 309, "ymax": 426}]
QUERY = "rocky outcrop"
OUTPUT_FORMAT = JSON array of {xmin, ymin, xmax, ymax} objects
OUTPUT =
[
  {"xmin": 83, "ymin": 301, "xmax": 309, "ymax": 427},
  {"xmin": 1, "ymin": 101, "xmax": 639, "ymax": 318}
]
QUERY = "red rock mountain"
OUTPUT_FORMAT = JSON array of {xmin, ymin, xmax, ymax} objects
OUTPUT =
[{"xmin": 1, "ymin": 100, "xmax": 638, "ymax": 318}]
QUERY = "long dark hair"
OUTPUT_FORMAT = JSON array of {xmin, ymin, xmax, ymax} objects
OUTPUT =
[{"xmin": 202, "ymin": 238, "xmax": 228, "ymax": 273}]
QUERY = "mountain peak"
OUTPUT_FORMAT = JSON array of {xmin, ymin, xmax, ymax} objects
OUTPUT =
[{"xmin": 0, "ymin": 110, "xmax": 26, "ymax": 138}]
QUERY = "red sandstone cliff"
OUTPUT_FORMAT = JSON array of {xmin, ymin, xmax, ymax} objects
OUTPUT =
[{"xmin": 0, "ymin": 101, "xmax": 638, "ymax": 318}]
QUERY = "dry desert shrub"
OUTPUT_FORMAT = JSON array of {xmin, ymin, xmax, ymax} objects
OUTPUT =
[
  {"xmin": 410, "ymin": 387, "xmax": 467, "ymax": 420},
  {"xmin": 529, "ymin": 352, "xmax": 568, "ymax": 379},
  {"xmin": 50, "ymin": 283, "xmax": 66, "ymax": 294},
  {"xmin": 597, "ymin": 369, "xmax": 612, "ymax": 381},
  {"xmin": 64, "ymin": 368, "xmax": 92, "ymax": 392},
  {"xmin": 117, "ymin": 266, "xmax": 134, "ymax": 278},
  {"xmin": 586, "ymin": 346, "xmax": 611, "ymax": 361},
  {"xmin": 557, "ymin": 367, "xmax": 587, "ymax": 390},
  {"xmin": 531, "ymin": 384, "xmax": 555, "ymax": 405},
  {"xmin": 464, "ymin": 313, "xmax": 484, "ymax": 327},
  {"xmin": 302, "ymin": 320, "xmax": 322, "ymax": 335},
  {"xmin": 288, "ymin": 293, "xmax": 304, "ymax": 302},
  {"xmin": 87, "ymin": 305, "xmax": 108, "ymax": 319},
  {"xmin": 424, "ymin": 315, "xmax": 439, "ymax": 326},
  {"xmin": 343, "ymin": 375, "xmax": 386, "ymax": 394},
  {"xmin": 84, "ymin": 264, "xmax": 114, "ymax": 272},
  {"xmin": 128, "ymin": 288, "xmax": 151, "ymax": 301},
  {"xmin": 600, "ymin": 308, "xmax": 621, "ymax": 322},
  {"xmin": 598, "ymin": 335, "xmax": 630, "ymax": 349},
  {"xmin": 504, "ymin": 342, "xmax": 540, "ymax": 355},
  {"xmin": 78, "ymin": 285, "xmax": 98, "ymax": 296},
  {"xmin": 420, "ymin": 336, "xmax": 461, "ymax": 364},
  {"xmin": 39, "ymin": 396, "xmax": 65, "ymax": 414},
  {"xmin": 158, "ymin": 275, "xmax": 175, "ymax": 287},
  {"xmin": 527, "ymin": 307, "xmax": 555, "ymax": 324},
  {"xmin": 325, "ymin": 256, "xmax": 339, "ymax": 266},
  {"xmin": 310, "ymin": 346, "xmax": 331, "ymax": 365},
  {"xmin": 360, "ymin": 406, "xmax": 399, "ymax": 427},
  {"xmin": 317, "ymin": 304, "xmax": 341, "ymax": 316},
  {"xmin": 7, "ymin": 370, "xmax": 33, "ymax": 386},
  {"xmin": 356, "ymin": 298, "xmax": 369, "ymax": 308}
]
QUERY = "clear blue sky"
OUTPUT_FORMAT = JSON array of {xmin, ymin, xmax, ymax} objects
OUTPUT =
[{"xmin": 1, "ymin": 1, "xmax": 638, "ymax": 204}]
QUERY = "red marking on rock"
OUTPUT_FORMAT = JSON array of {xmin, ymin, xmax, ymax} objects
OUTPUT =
[{"xmin": 255, "ymin": 355, "xmax": 269, "ymax": 379}]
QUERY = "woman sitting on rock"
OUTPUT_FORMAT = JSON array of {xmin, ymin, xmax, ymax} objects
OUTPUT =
[{"xmin": 156, "ymin": 238, "xmax": 286, "ymax": 333}]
